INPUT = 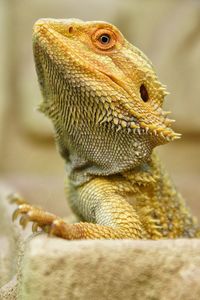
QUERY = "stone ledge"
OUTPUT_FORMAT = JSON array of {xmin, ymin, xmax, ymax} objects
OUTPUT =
[
  {"xmin": 19, "ymin": 237, "xmax": 200, "ymax": 300},
  {"xmin": 0, "ymin": 184, "xmax": 24, "ymax": 300},
  {"xmin": 0, "ymin": 184, "xmax": 200, "ymax": 300},
  {"xmin": 0, "ymin": 184, "xmax": 35, "ymax": 300}
]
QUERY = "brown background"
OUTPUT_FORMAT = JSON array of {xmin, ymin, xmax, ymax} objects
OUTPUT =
[{"xmin": 0, "ymin": 0, "xmax": 199, "ymax": 219}]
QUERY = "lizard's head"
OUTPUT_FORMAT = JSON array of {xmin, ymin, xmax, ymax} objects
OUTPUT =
[{"xmin": 33, "ymin": 19, "xmax": 180, "ymax": 178}]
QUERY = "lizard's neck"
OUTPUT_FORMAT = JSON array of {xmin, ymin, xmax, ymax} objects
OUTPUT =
[
  {"xmin": 65, "ymin": 150, "xmax": 157, "ymax": 187},
  {"xmin": 55, "ymin": 124, "xmax": 157, "ymax": 187}
]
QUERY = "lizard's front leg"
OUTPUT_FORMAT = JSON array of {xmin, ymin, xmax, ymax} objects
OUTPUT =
[{"xmin": 10, "ymin": 178, "xmax": 145, "ymax": 240}]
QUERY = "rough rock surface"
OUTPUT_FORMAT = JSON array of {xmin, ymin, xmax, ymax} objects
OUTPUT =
[
  {"xmin": 1, "ymin": 186, "xmax": 200, "ymax": 300},
  {"xmin": 0, "ymin": 185, "xmax": 20, "ymax": 300},
  {"xmin": 19, "ymin": 238, "xmax": 200, "ymax": 300}
]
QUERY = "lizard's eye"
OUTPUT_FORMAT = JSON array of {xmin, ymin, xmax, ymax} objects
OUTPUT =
[
  {"xmin": 140, "ymin": 84, "xmax": 149, "ymax": 102},
  {"xmin": 92, "ymin": 28, "xmax": 117, "ymax": 51}
]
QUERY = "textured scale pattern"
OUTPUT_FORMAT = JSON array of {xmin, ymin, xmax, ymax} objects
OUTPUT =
[{"xmin": 12, "ymin": 18, "xmax": 200, "ymax": 239}]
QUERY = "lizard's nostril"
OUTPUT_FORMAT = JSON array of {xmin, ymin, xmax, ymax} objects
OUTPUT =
[{"xmin": 68, "ymin": 26, "xmax": 73, "ymax": 34}]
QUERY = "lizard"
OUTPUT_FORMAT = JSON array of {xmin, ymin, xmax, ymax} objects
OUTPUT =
[{"xmin": 11, "ymin": 18, "xmax": 200, "ymax": 240}]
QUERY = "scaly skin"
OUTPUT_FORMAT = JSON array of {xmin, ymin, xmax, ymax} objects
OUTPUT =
[{"xmin": 12, "ymin": 18, "xmax": 200, "ymax": 239}]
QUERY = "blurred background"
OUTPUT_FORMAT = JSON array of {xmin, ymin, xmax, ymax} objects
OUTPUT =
[{"xmin": 0, "ymin": 0, "xmax": 200, "ymax": 219}]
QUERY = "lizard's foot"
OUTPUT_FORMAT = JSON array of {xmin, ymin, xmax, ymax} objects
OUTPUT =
[
  {"xmin": 9, "ymin": 193, "xmax": 72, "ymax": 238},
  {"xmin": 11, "ymin": 200, "xmax": 71, "ymax": 238},
  {"xmin": 12, "ymin": 200, "xmax": 59, "ymax": 233}
]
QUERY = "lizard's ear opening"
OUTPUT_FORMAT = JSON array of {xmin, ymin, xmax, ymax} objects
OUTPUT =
[{"xmin": 140, "ymin": 84, "xmax": 149, "ymax": 102}]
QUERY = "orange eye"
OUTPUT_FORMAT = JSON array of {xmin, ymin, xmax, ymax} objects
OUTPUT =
[{"xmin": 92, "ymin": 29, "xmax": 117, "ymax": 51}]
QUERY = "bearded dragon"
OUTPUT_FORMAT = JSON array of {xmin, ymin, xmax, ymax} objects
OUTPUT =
[{"xmin": 11, "ymin": 18, "xmax": 200, "ymax": 239}]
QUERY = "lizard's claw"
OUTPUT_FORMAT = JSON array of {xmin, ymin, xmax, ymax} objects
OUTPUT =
[
  {"xmin": 32, "ymin": 222, "xmax": 40, "ymax": 233},
  {"xmin": 19, "ymin": 214, "xmax": 30, "ymax": 229},
  {"xmin": 8, "ymin": 193, "xmax": 27, "ymax": 205},
  {"xmin": 12, "ymin": 204, "xmax": 34, "ymax": 222}
]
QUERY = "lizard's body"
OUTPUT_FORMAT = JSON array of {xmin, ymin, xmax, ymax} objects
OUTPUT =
[{"xmin": 13, "ymin": 18, "xmax": 200, "ymax": 239}]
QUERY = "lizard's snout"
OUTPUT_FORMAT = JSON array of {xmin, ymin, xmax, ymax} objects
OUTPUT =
[{"xmin": 33, "ymin": 18, "xmax": 83, "ymax": 37}]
